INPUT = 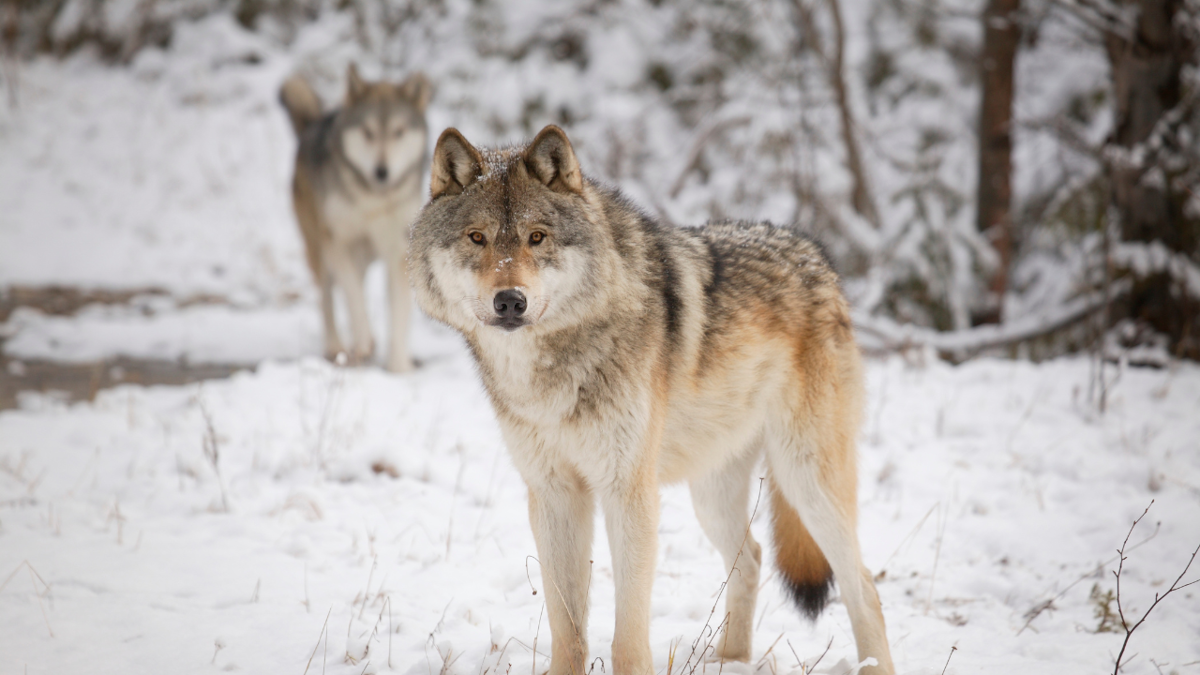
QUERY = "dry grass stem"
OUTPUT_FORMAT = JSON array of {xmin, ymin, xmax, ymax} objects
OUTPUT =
[
  {"xmin": 0, "ymin": 560, "xmax": 54, "ymax": 638},
  {"xmin": 302, "ymin": 607, "xmax": 333, "ymax": 675}
]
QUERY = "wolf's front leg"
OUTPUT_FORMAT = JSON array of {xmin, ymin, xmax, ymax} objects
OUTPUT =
[
  {"xmin": 385, "ymin": 256, "xmax": 413, "ymax": 373},
  {"xmin": 528, "ymin": 476, "xmax": 594, "ymax": 675},
  {"xmin": 316, "ymin": 272, "xmax": 345, "ymax": 361},
  {"xmin": 602, "ymin": 467, "xmax": 659, "ymax": 675},
  {"xmin": 327, "ymin": 248, "xmax": 374, "ymax": 365}
]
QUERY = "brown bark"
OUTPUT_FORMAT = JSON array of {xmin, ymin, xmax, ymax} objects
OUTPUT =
[
  {"xmin": 1105, "ymin": 0, "xmax": 1200, "ymax": 357},
  {"xmin": 976, "ymin": 0, "xmax": 1021, "ymax": 323}
]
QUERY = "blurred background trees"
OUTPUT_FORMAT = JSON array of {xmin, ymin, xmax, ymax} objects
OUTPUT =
[{"xmin": 4, "ymin": 0, "xmax": 1199, "ymax": 362}]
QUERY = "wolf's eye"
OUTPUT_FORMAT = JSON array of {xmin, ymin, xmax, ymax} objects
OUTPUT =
[
  {"xmin": 363, "ymin": 129, "xmax": 375, "ymax": 142},
  {"xmin": 529, "ymin": 231, "xmax": 545, "ymax": 246},
  {"xmin": 393, "ymin": 129, "xmax": 405, "ymax": 139},
  {"xmin": 469, "ymin": 231, "xmax": 486, "ymax": 246}
]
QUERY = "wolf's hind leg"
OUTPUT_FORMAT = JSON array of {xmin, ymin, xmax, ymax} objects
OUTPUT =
[
  {"xmin": 528, "ymin": 472, "xmax": 594, "ymax": 675},
  {"xmin": 765, "ymin": 434, "xmax": 894, "ymax": 675},
  {"xmin": 689, "ymin": 447, "xmax": 762, "ymax": 662}
]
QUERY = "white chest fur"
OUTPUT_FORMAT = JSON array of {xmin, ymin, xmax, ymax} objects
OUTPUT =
[
  {"xmin": 321, "ymin": 177, "xmax": 421, "ymax": 249},
  {"xmin": 474, "ymin": 327, "xmax": 653, "ymax": 486}
]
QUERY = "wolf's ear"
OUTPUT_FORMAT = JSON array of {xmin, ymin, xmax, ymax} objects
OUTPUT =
[
  {"xmin": 400, "ymin": 73, "xmax": 433, "ymax": 112},
  {"xmin": 431, "ymin": 128, "xmax": 483, "ymax": 199},
  {"xmin": 346, "ymin": 62, "xmax": 368, "ymax": 101},
  {"xmin": 522, "ymin": 125, "xmax": 583, "ymax": 194}
]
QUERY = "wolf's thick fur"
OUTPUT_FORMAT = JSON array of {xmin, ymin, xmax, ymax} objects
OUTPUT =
[
  {"xmin": 279, "ymin": 64, "xmax": 431, "ymax": 371},
  {"xmin": 409, "ymin": 126, "xmax": 894, "ymax": 675}
]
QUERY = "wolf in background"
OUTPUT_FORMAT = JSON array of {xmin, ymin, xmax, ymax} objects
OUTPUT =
[
  {"xmin": 279, "ymin": 63, "xmax": 431, "ymax": 372},
  {"xmin": 408, "ymin": 124, "xmax": 895, "ymax": 675}
]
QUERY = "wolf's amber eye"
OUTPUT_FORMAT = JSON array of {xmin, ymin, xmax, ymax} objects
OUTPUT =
[
  {"xmin": 529, "ymin": 231, "xmax": 545, "ymax": 246},
  {"xmin": 469, "ymin": 231, "xmax": 486, "ymax": 245}
]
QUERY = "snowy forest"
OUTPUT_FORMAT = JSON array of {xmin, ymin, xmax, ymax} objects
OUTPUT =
[
  {"xmin": 7, "ymin": 0, "xmax": 1200, "ymax": 360},
  {"xmin": 1, "ymin": 1, "xmax": 1199, "ymax": 674}
]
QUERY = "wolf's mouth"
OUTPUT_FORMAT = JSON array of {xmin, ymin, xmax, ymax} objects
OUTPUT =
[{"xmin": 489, "ymin": 317, "xmax": 527, "ymax": 332}]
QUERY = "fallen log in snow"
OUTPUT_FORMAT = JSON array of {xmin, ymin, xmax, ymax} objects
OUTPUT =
[{"xmin": 853, "ymin": 279, "xmax": 1132, "ymax": 358}]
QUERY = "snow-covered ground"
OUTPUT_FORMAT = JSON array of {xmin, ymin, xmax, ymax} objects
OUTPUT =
[
  {"xmin": 3, "ymin": 349, "xmax": 1199, "ymax": 675},
  {"xmin": 1, "ymin": 12, "xmax": 1199, "ymax": 675}
]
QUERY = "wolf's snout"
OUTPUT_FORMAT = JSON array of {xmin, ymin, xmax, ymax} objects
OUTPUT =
[
  {"xmin": 493, "ymin": 289, "xmax": 527, "ymax": 318},
  {"xmin": 374, "ymin": 165, "xmax": 388, "ymax": 182}
]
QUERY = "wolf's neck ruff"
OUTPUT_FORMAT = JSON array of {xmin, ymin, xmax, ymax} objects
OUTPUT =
[{"xmin": 409, "ymin": 125, "xmax": 896, "ymax": 675}]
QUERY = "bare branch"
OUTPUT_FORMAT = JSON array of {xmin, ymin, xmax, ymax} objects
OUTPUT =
[
  {"xmin": 1111, "ymin": 502, "xmax": 1200, "ymax": 675},
  {"xmin": 853, "ymin": 279, "xmax": 1132, "ymax": 357},
  {"xmin": 668, "ymin": 116, "xmax": 753, "ymax": 199}
]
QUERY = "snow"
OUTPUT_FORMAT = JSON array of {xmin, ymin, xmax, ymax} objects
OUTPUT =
[
  {"xmin": 1, "ymin": 7, "xmax": 1199, "ymax": 675},
  {"xmin": 2, "ymin": 351, "xmax": 1199, "ymax": 675}
]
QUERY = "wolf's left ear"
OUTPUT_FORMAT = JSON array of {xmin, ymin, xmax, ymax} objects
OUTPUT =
[
  {"xmin": 400, "ymin": 73, "xmax": 433, "ymax": 112},
  {"xmin": 430, "ymin": 128, "xmax": 483, "ymax": 199},
  {"xmin": 346, "ymin": 62, "xmax": 367, "ymax": 101},
  {"xmin": 522, "ymin": 125, "xmax": 583, "ymax": 194}
]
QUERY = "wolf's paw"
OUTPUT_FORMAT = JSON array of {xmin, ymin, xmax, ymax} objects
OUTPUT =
[
  {"xmin": 386, "ymin": 355, "xmax": 414, "ymax": 373},
  {"xmin": 346, "ymin": 341, "xmax": 375, "ymax": 366},
  {"xmin": 323, "ymin": 339, "xmax": 346, "ymax": 364},
  {"xmin": 705, "ymin": 645, "xmax": 751, "ymax": 664}
]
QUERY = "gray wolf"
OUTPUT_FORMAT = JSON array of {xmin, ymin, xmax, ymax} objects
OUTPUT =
[
  {"xmin": 279, "ymin": 63, "xmax": 431, "ymax": 372},
  {"xmin": 409, "ymin": 125, "xmax": 895, "ymax": 675}
]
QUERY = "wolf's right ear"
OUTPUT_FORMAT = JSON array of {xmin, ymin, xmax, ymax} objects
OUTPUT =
[
  {"xmin": 346, "ymin": 62, "xmax": 367, "ymax": 102},
  {"xmin": 400, "ymin": 72, "xmax": 433, "ymax": 112},
  {"xmin": 430, "ymin": 128, "xmax": 483, "ymax": 199},
  {"xmin": 523, "ymin": 125, "xmax": 583, "ymax": 194}
]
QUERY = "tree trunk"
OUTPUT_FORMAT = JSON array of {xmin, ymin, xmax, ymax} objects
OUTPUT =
[
  {"xmin": 976, "ymin": 0, "xmax": 1021, "ymax": 324},
  {"xmin": 824, "ymin": 0, "xmax": 880, "ymax": 230},
  {"xmin": 1105, "ymin": 0, "xmax": 1200, "ymax": 357}
]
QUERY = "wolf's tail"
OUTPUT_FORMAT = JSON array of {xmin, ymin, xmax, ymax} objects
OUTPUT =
[
  {"xmin": 769, "ymin": 474, "xmax": 835, "ymax": 619},
  {"xmin": 279, "ymin": 75, "xmax": 323, "ymax": 136}
]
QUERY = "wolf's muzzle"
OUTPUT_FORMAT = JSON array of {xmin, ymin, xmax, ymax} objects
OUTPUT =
[{"xmin": 492, "ymin": 289, "xmax": 527, "ymax": 331}]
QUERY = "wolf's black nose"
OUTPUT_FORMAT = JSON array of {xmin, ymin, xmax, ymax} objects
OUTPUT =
[
  {"xmin": 375, "ymin": 165, "xmax": 388, "ymax": 182},
  {"xmin": 494, "ymin": 289, "xmax": 527, "ymax": 317}
]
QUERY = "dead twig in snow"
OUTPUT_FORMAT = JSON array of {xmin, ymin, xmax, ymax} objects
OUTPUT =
[
  {"xmin": 1110, "ymin": 501, "xmax": 1200, "ymax": 675},
  {"xmin": 926, "ymin": 503, "xmax": 947, "ymax": 614},
  {"xmin": 786, "ymin": 635, "xmax": 833, "ymax": 674},
  {"xmin": 0, "ymin": 560, "xmax": 53, "ymax": 637},
  {"xmin": 940, "ymin": 645, "xmax": 957, "ymax": 675},
  {"xmin": 1017, "ymin": 519, "xmax": 1160, "ymax": 635},
  {"xmin": 198, "ymin": 398, "xmax": 229, "ymax": 512},
  {"xmin": 531, "ymin": 603, "xmax": 544, "ymax": 675}
]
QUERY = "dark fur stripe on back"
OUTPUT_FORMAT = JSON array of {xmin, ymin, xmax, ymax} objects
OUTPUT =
[{"xmin": 641, "ymin": 215, "xmax": 682, "ymax": 346}]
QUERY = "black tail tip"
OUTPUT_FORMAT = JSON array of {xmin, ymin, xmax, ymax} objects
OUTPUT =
[{"xmin": 783, "ymin": 575, "xmax": 835, "ymax": 621}]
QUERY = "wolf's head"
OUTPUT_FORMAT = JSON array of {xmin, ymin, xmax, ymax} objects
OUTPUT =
[
  {"xmin": 410, "ymin": 125, "xmax": 612, "ymax": 335},
  {"xmin": 336, "ymin": 63, "xmax": 432, "ymax": 190}
]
